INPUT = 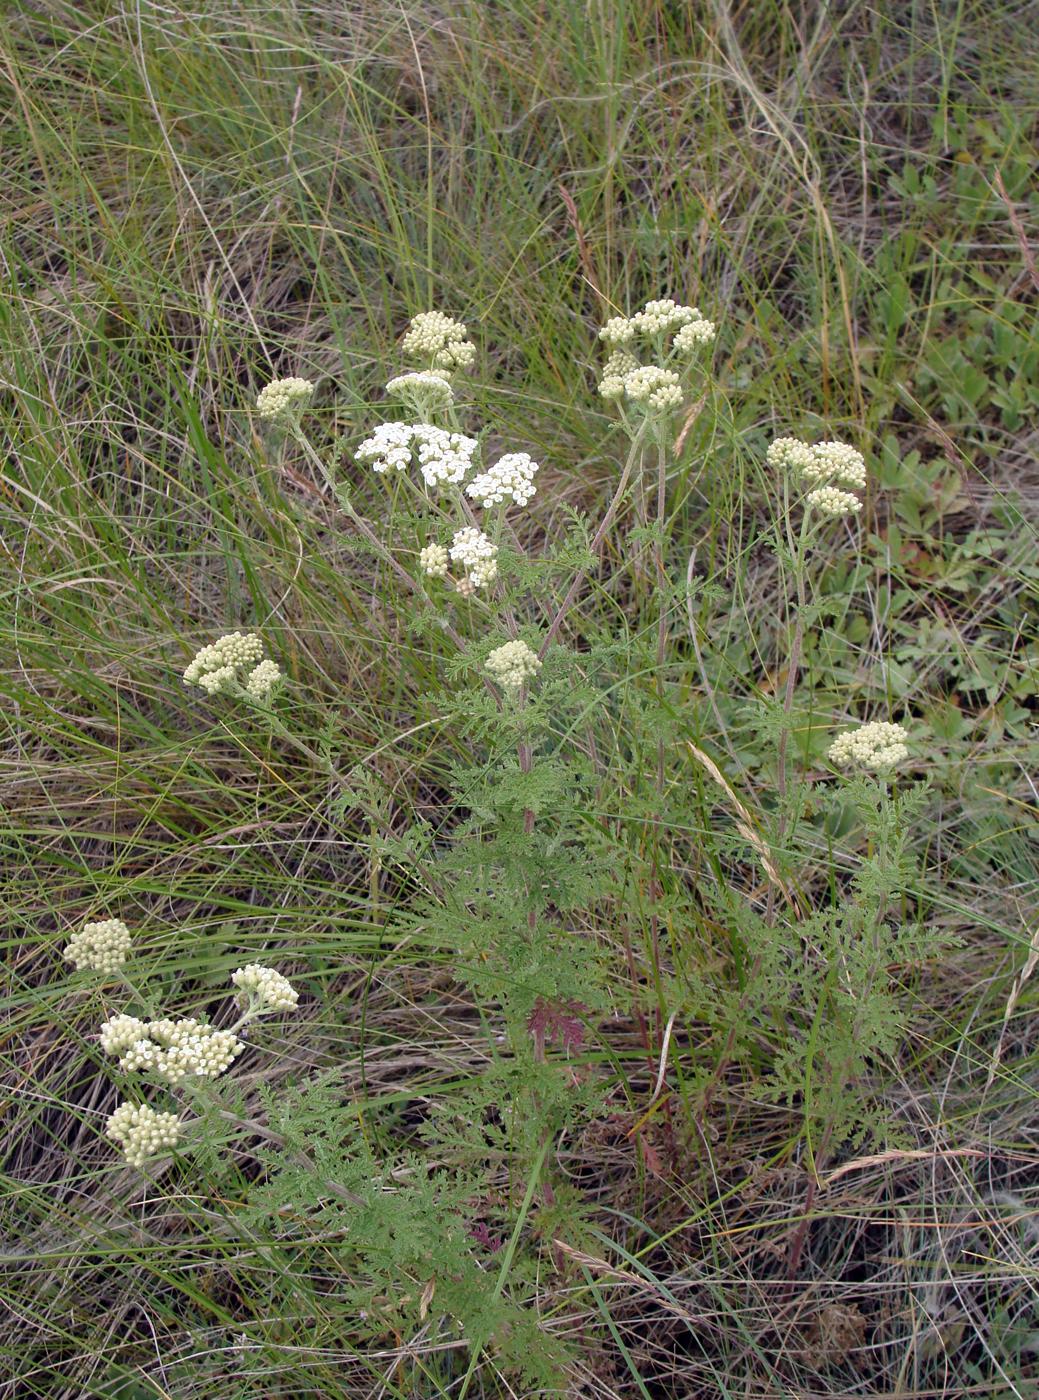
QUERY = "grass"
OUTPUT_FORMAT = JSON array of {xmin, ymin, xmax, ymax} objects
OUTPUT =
[{"xmin": 1, "ymin": 0, "xmax": 1038, "ymax": 1394}]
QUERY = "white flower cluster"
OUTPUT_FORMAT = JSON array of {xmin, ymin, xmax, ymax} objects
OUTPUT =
[
  {"xmin": 244, "ymin": 659, "xmax": 282, "ymax": 698},
  {"xmin": 466, "ymin": 452, "xmax": 540, "ymax": 508},
  {"xmin": 768, "ymin": 435, "xmax": 867, "ymax": 516},
  {"xmin": 673, "ymin": 317, "xmax": 717, "ymax": 353},
  {"xmin": 807, "ymin": 485, "xmax": 863, "ymax": 517},
  {"xmin": 100, "ymin": 1013, "xmax": 244, "ymax": 1084},
  {"xmin": 400, "ymin": 312, "xmax": 476, "ymax": 372},
  {"xmin": 256, "ymin": 377, "xmax": 314, "ymax": 423},
  {"xmin": 64, "ymin": 918, "xmax": 132, "ymax": 973},
  {"xmin": 623, "ymin": 365, "xmax": 683, "ymax": 412},
  {"xmin": 803, "ymin": 440, "xmax": 867, "ymax": 489},
  {"xmin": 450, "ymin": 527, "xmax": 498, "ymax": 588},
  {"xmin": 419, "ymin": 542, "xmax": 450, "ymax": 577},
  {"xmin": 598, "ymin": 350, "xmax": 639, "ymax": 401},
  {"xmin": 413, "ymin": 425, "xmax": 479, "ymax": 489},
  {"xmin": 356, "ymin": 423, "xmax": 478, "ymax": 489},
  {"xmin": 828, "ymin": 720, "xmax": 909, "ymax": 773},
  {"xmin": 386, "ymin": 370, "xmax": 454, "ymax": 411},
  {"xmin": 599, "ymin": 299, "xmax": 715, "ymax": 348},
  {"xmin": 231, "ymin": 963, "xmax": 300, "ymax": 1013},
  {"xmin": 356, "ymin": 421, "xmax": 414, "ymax": 474},
  {"xmin": 106, "ymin": 1101, "xmax": 181, "ymax": 1168},
  {"xmin": 485, "ymin": 639, "xmax": 541, "ymax": 693},
  {"xmin": 183, "ymin": 632, "xmax": 280, "ymax": 700}
]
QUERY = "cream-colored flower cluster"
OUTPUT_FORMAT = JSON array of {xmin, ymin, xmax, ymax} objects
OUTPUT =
[
  {"xmin": 106, "ymin": 1101, "xmax": 180, "ymax": 1169},
  {"xmin": 767, "ymin": 434, "xmax": 867, "ymax": 516},
  {"xmin": 101, "ymin": 1013, "xmax": 244, "ymax": 1084},
  {"xmin": 400, "ymin": 312, "xmax": 476, "ymax": 372},
  {"xmin": 806, "ymin": 485, "xmax": 863, "ymax": 516},
  {"xmin": 466, "ymin": 452, "xmax": 540, "ymax": 509},
  {"xmin": 419, "ymin": 542, "xmax": 450, "ymax": 578},
  {"xmin": 485, "ymin": 639, "xmax": 541, "ymax": 694},
  {"xmin": 183, "ymin": 632, "xmax": 281, "ymax": 700},
  {"xmin": 596, "ymin": 299, "xmax": 714, "ymax": 418},
  {"xmin": 231, "ymin": 963, "xmax": 300, "ymax": 1013},
  {"xmin": 385, "ymin": 370, "xmax": 454, "ymax": 412},
  {"xmin": 256, "ymin": 377, "xmax": 314, "ymax": 424},
  {"xmin": 828, "ymin": 720, "xmax": 909, "ymax": 772},
  {"xmin": 623, "ymin": 365, "xmax": 683, "ymax": 412},
  {"xmin": 64, "ymin": 918, "xmax": 132, "ymax": 973}
]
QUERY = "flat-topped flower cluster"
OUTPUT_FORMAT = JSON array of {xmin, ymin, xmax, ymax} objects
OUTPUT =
[
  {"xmin": 183, "ymin": 631, "xmax": 282, "ymax": 701},
  {"xmin": 767, "ymin": 435, "xmax": 867, "ymax": 517},
  {"xmin": 597, "ymin": 297, "xmax": 716, "ymax": 421}
]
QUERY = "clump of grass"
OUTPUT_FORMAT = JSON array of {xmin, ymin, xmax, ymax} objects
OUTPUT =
[{"xmin": 2, "ymin": 1, "xmax": 1038, "ymax": 1395}]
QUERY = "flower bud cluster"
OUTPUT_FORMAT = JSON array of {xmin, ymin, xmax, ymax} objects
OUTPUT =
[
  {"xmin": 244, "ymin": 659, "xmax": 283, "ymax": 699},
  {"xmin": 106, "ymin": 1101, "xmax": 181, "ymax": 1168},
  {"xmin": 419, "ymin": 543, "xmax": 450, "ymax": 578},
  {"xmin": 386, "ymin": 371, "xmax": 455, "ymax": 416},
  {"xmin": 450, "ymin": 527, "xmax": 498, "ymax": 588},
  {"xmin": 828, "ymin": 720, "xmax": 909, "ymax": 772},
  {"xmin": 256, "ymin": 377, "xmax": 315, "ymax": 424},
  {"xmin": 231, "ymin": 963, "xmax": 300, "ymax": 1013},
  {"xmin": 599, "ymin": 299, "xmax": 715, "ymax": 348},
  {"xmin": 623, "ymin": 365, "xmax": 683, "ymax": 412},
  {"xmin": 768, "ymin": 435, "xmax": 867, "ymax": 516},
  {"xmin": 183, "ymin": 632, "xmax": 281, "ymax": 701},
  {"xmin": 485, "ymin": 639, "xmax": 541, "ymax": 693},
  {"xmin": 64, "ymin": 918, "xmax": 132, "ymax": 973},
  {"xmin": 806, "ymin": 486, "xmax": 863, "ymax": 517},
  {"xmin": 400, "ymin": 312, "xmax": 476, "ymax": 372},
  {"xmin": 465, "ymin": 452, "xmax": 540, "ymax": 508}
]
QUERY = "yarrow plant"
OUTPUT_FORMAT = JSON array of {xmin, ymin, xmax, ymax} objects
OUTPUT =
[
  {"xmin": 65, "ymin": 924, "xmax": 299, "ymax": 1168},
  {"xmin": 255, "ymin": 376, "xmax": 314, "ymax": 425}
]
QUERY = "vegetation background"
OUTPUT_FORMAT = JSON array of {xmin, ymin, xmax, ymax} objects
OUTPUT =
[{"xmin": 1, "ymin": 0, "xmax": 1037, "ymax": 1395}]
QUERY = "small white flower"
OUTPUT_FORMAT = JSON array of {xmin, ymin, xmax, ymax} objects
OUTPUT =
[
  {"xmin": 598, "ymin": 316, "xmax": 636, "ymax": 346},
  {"xmin": 355, "ymin": 421, "xmax": 415, "ymax": 474},
  {"xmin": 106, "ymin": 1101, "xmax": 181, "ymax": 1169},
  {"xmin": 184, "ymin": 632, "xmax": 265, "ymax": 696},
  {"xmin": 449, "ymin": 527, "xmax": 498, "ymax": 588},
  {"xmin": 806, "ymin": 485, "xmax": 863, "ymax": 516},
  {"xmin": 65, "ymin": 918, "xmax": 132, "ymax": 973},
  {"xmin": 419, "ymin": 543, "xmax": 450, "ymax": 578},
  {"xmin": 827, "ymin": 720, "xmax": 909, "ymax": 772},
  {"xmin": 804, "ymin": 440, "xmax": 866, "ymax": 490},
  {"xmin": 256, "ymin": 377, "xmax": 314, "ymax": 424},
  {"xmin": 673, "ymin": 318, "xmax": 716, "ymax": 352},
  {"xmin": 412, "ymin": 425, "xmax": 479, "ymax": 489},
  {"xmin": 231, "ymin": 963, "xmax": 300, "ymax": 1014},
  {"xmin": 465, "ymin": 452, "xmax": 540, "ymax": 509},
  {"xmin": 623, "ymin": 365, "xmax": 683, "ymax": 412},
  {"xmin": 100, "ymin": 1013, "xmax": 149, "ymax": 1058},
  {"xmin": 244, "ymin": 659, "xmax": 282, "ymax": 699},
  {"xmin": 385, "ymin": 371, "xmax": 454, "ymax": 410},
  {"xmin": 485, "ymin": 639, "xmax": 541, "ymax": 694},
  {"xmin": 400, "ymin": 312, "xmax": 475, "ymax": 371}
]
